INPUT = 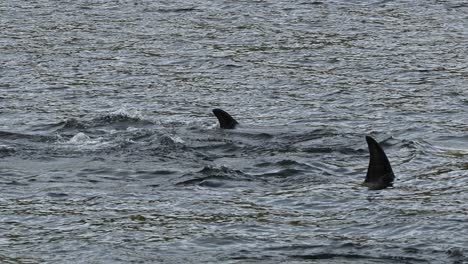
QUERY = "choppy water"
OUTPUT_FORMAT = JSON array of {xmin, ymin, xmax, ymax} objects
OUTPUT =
[{"xmin": 1, "ymin": 0, "xmax": 467, "ymax": 263}]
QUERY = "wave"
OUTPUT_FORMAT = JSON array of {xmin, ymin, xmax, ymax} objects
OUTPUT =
[
  {"xmin": 91, "ymin": 109, "xmax": 155, "ymax": 129},
  {"xmin": 0, "ymin": 144, "xmax": 16, "ymax": 157},
  {"xmin": 0, "ymin": 130, "xmax": 54, "ymax": 142},
  {"xmin": 175, "ymin": 165, "xmax": 256, "ymax": 188}
]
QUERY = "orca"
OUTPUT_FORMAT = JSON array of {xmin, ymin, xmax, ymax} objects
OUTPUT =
[
  {"xmin": 212, "ymin": 108, "xmax": 239, "ymax": 129},
  {"xmin": 211, "ymin": 108, "xmax": 395, "ymax": 190},
  {"xmin": 364, "ymin": 136, "xmax": 395, "ymax": 190}
]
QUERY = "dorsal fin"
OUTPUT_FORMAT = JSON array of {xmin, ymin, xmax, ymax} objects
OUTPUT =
[
  {"xmin": 212, "ymin": 109, "xmax": 239, "ymax": 129},
  {"xmin": 364, "ymin": 136, "xmax": 395, "ymax": 190}
]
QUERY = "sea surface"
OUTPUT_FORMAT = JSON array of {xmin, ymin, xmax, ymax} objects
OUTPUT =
[{"xmin": 1, "ymin": 0, "xmax": 467, "ymax": 263}]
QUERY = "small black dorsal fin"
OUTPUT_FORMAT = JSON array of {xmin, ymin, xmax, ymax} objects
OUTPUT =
[
  {"xmin": 364, "ymin": 136, "xmax": 395, "ymax": 190},
  {"xmin": 212, "ymin": 109, "xmax": 239, "ymax": 129}
]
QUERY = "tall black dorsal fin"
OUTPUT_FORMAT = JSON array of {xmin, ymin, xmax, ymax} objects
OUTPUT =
[
  {"xmin": 364, "ymin": 136, "xmax": 395, "ymax": 190},
  {"xmin": 212, "ymin": 109, "xmax": 239, "ymax": 129}
]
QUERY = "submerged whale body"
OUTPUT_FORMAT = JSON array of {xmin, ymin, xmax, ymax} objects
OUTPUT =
[
  {"xmin": 211, "ymin": 108, "xmax": 395, "ymax": 190},
  {"xmin": 212, "ymin": 108, "xmax": 239, "ymax": 129},
  {"xmin": 364, "ymin": 136, "xmax": 395, "ymax": 190}
]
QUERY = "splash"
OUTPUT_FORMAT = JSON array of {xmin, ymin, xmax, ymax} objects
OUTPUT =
[{"xmin": 69, "ymin": 132, "xmax": 92, "ymax": 144}]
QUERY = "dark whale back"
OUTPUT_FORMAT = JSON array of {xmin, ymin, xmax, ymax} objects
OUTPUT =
[
  {"xmin": 212, "ymin": 109, "xmax": 239, "ymax": 129},
  {"xmin": 364, "ymin": 136, "xmax": 395, "ymax": 190}
]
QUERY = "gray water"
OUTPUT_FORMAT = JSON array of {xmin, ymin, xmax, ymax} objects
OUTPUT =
[{"xmin": 1, "ymin": 0, "xmax": 467, "ymax": 263}]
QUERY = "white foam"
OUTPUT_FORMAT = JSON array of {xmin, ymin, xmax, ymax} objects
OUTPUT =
[
  {"xmin": 110, "ymin": 108, "xmax": 143, "ymax": 120},
  {"xmin": 158, "ymin": 134, "xmax": 185, "ymax": 145},
  {"xmin": 170, "ymin": 135, "xmax": 185, "ymax": 144},
  {"xmin": 69, "ymin": 132, "xmax": 91, "ymax": 143},
  {"xmin": 62, "ymin": 133, "xmax": 109, "ymax": 150}
]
